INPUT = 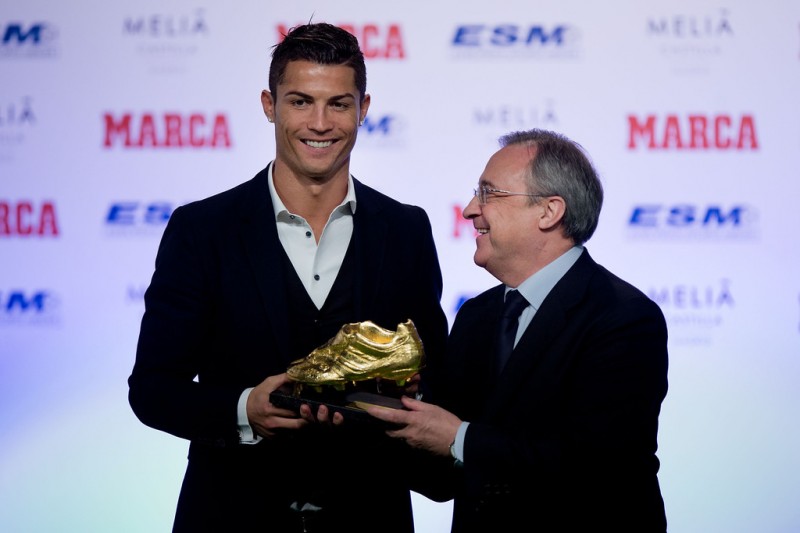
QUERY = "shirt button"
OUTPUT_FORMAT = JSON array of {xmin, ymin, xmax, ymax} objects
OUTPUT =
[
  {"xmin": 314, "ymin": 274, "xmax": 320, "ymax": 281},
  {"xmin": 305, "ymin": 231, "xmax": 312, "ymax": 238}
]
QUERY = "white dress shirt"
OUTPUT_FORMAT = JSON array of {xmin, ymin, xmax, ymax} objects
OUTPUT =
[{"xmin": 237, "ymin": 163, "xmax": 357, "ymax": 443}]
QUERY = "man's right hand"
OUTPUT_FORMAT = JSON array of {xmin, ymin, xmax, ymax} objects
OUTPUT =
[{"xmin": 246, "ymin": 373, "xmax": 308, "ymax": 438}]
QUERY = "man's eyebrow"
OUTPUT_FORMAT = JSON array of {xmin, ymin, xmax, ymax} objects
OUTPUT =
[
  {"xmin": 328, "ymin": 93, "xmax": 357, "ymax": 101},
  {"xmin": 282, "ymin": 91, "xmax": 356, "ymax": 101},
  {"xmin": 283, "ymin": 90, "xmax": 312, "ymax": 99}
]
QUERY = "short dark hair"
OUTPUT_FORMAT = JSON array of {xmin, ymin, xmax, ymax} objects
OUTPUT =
[
  {"xmin": 499, "ymin": 129, "xmax": 604, "ymax": 245},
  {"xmin": 269, "ymin": 23, "xmax": 367, "ymax": 101}
]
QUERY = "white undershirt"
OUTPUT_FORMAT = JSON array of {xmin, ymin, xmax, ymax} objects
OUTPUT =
[{"xmin": 237, "ymin": 163, "xmax": 357, "ymax": 443}]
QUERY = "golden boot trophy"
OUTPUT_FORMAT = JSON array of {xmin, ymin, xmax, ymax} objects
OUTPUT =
[{"xmin": 271, "ymin": 319, "xmax": 424, "ymax": 420}]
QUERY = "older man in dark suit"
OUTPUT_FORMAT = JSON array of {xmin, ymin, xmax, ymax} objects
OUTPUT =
[
  {"xmin": 128, "ymin": 23, "xmax": 448, "ymax": 532},
  {"xmin": 369, "ymin": 129, "xmax": 669, "ymax": 532}
]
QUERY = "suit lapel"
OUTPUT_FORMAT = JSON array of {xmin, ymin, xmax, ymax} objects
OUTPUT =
[
  {"xmin": 483, "ymin": 251, "xmax": 597, "ymax": 417},
  {"xmin": 349, "ymin": 180, "xmax": 388, "ymax": 318},
  {"xmin": 238, "ymin": 165, "xmax": 292, "ymax": 364}
]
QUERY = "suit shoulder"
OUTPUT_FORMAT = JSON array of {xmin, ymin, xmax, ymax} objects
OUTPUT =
[
  {"xmin": 456, "ymin": 285, "xmax": 504, "ymax": 314},
  {"xmin": 588, "ymin": 264, "xmax": 665, "ymax": 324},
  {"xmin": 354, "ymin": 179, "xmax": 428, "ymax": 219},
  {"xmin": 594, "ymin": 264, "xmax": 653, "ymax": 303},
  {"xmin": 173, "ymin": 169, "xmax": 267, "ymax": 221}
]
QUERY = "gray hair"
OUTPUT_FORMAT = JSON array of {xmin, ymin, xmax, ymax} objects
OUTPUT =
[{"xmin": 499, "ymin": 129, "xmax": 604, "ymax": 245}]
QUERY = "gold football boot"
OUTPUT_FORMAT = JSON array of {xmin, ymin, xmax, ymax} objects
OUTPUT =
[{"xmin": 287, "ymin": 319, "xmax": 424, "ymax": 388}]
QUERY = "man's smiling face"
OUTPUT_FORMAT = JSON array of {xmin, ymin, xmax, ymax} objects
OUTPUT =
[{"xmin": 262, "ymin": 59, "xmax": 370, "ymax": 185}]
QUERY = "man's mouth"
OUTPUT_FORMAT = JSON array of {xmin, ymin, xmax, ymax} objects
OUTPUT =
[
  {"xmin": 304, "ymin": 140, "xmax": 333, "ymax": 148},
  {"xmin": 476, "ymin": 228, "xmax": 488, "ymax": 235}
]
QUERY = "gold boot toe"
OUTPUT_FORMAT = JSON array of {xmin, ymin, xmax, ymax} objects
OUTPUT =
[{"xmin": 287, "ymin": 319, "xmax": 424, "ymax": 386}]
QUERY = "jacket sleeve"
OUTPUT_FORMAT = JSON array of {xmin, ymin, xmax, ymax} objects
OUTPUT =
[{"xmin": 128, "ymin": 205, "xmax": 242, "ymax": 447}]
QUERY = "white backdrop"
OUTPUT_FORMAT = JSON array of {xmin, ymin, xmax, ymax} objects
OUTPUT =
[{"xmin": 2, "ymin": 1, "xmax": 799, "ymax": 531}]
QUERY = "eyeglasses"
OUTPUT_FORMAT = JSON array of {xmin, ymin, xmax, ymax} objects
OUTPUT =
[{"xmin": 473, "ymin": 186, "xmax": 548, "ymax": 206}]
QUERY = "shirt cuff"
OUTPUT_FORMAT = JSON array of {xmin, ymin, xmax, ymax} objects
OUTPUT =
[
  {"xmin": 452, "ymin": 421, "xmax": 469, "ymax": 463},
  {"xmin": 237, "ymin": 387, "xmax": 261, "ymax": 445}
]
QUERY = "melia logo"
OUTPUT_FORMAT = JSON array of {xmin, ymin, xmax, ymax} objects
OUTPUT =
[
  {"xmin": 646, "ymin": 9, "xmax": 733, "ymax": 39},
  {"xmin": 123, "ymin": 10, "xmax": 209, "ymax": 69},
  {"xmin": 123, "ymin": 10, "xmax": 208, "ymax": 38},
  {"xmin": 648, "ymin": 278, "xmax": 734, "ymax": 345},
  {"xmin": 0, "ymin": 96, "xmax": 35, "ymax": 153},
  {"xmin": 473, "ymin": 101, "xmax": 559, "ymax": 129},
  {"xmin": 451, "ymin": 24, "xmax": 582, "ymax": 59},
  {"xmin": 472, "ymin": 100, "xmax": 560, "ymax": 144},
  {"xmin": 103, "ymin": 112, "xmax": 232, "ymax": 149},
  {"xmin": 645, "ymin": 9, "xmax": 734, "ymax": 73}
]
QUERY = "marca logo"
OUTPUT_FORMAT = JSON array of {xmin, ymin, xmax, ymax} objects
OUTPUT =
[
  {"xmin": 0, "ymin": 22, "xmax": 58, "ymax": 58},
  {"xmin": 627, "ymin": 114, "xmax": 758, "ymax": 150},
  {"xmin": 103, "ymin": 112, "xmax": 232, "ymax": 148},
  {"xmin": 452, "ymin": 204, "xmax": 475, "ymax": 239},
  {"xmin": 123, "ymin": 9, "xmax": 209, "ymax": 37},
  {"xmin": 277, "ymin": 23, "xmax": 405, "ymax": 59},
  {"xmin": 0, "ymin": 200, "xmax": 59, "ymax": 237},
  {"xmin": 0, "ymin": 289, "xmax": 61, "ymax": 325},
  {"xmin": 451, "ymin": 24, "xmax": 581, "ymax": 58}
]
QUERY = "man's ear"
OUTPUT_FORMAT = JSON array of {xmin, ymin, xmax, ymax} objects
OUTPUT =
[
  {"xmin": 261, "ymin": 90, "xmax": 275, "ymax": 122},
  {"xmin": 538, "ymin": 196, "xmax": 566, "ymax": 231},
  {"xmin": 359, "ymin": 93, "xmax": 371, "ymax": 125}
]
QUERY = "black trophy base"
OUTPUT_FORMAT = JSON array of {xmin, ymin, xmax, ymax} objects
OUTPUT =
[{"xmin": 269, "ymin": 381, "xmax": 406, "ymax": 428}]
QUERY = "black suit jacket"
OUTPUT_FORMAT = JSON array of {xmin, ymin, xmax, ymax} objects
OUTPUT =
[
  {"xmin": 128, "ymin": 165, "xmax": 448, "ymax": 532},
  {"xmin": 432, "ymin": 249, "xmax": 668, "ymax": 532}
]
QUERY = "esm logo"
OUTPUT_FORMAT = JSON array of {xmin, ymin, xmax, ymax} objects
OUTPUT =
[
  {"xmin": 451, "ymin": 24, "xmax": 581, "ymax": 58},
  {"xmin": 0, "ymin": 289, "xmax": 60, "ymax": 326},
  {"xmin": 106, "ymin": 201, "xmax": 174, "ymax": 226},
  {"xmin": 1, "ymin": 290, "xmax": 49, "ymax": 312},
  {"xmin": 630, "ymin": 205, "xmax": 749, "ymax": 227},
  {"xmin": 1, "ymin": 23, "xmax": 56, "ymax": 45},
  {"xmin": 0, "ymin": 23, "xmax": 58, "ymax": 58},
  {"xmin": 628, "ymin": 204, "xmax": 757, "ymax": 240}
]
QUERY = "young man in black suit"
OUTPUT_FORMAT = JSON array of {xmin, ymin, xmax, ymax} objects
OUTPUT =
[
  {"xmin": 369, "ymin": 129, "xmax": 669, "ymax": 532},
  {"xmin": 128, "ymin": 23, "xmax": 448, "ymax": 532}
]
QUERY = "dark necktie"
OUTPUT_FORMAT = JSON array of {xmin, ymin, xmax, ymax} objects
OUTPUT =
[{"xmin": 495, "ymin": 289, "xmax": 529, "ymax": 375}]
